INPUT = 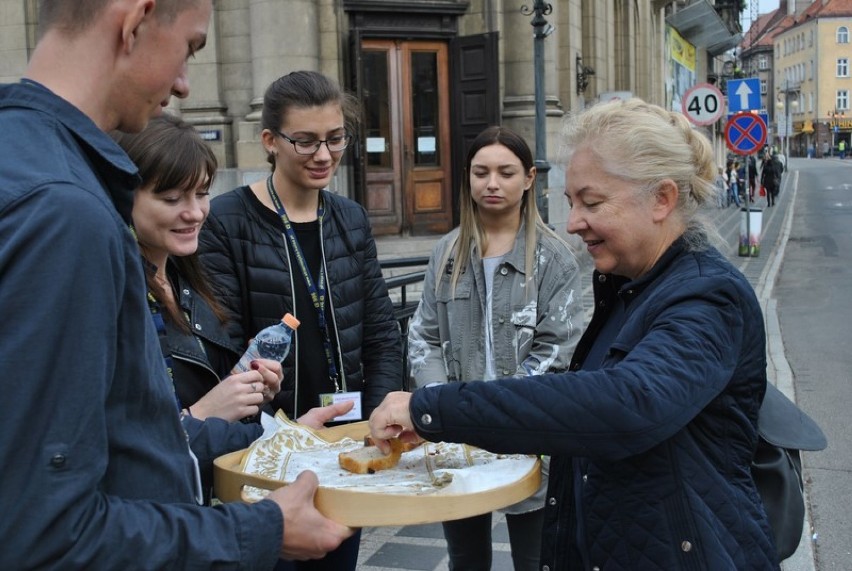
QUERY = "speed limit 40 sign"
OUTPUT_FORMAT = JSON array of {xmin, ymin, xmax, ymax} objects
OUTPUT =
[{"xmin": 682, "ymin": 83, "xmax": 725, "ymax": 126}]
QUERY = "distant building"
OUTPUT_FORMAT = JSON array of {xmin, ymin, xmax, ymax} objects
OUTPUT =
[{"xmin": 741, "ymin": 0, "xmax": 852, "ymax": 157}]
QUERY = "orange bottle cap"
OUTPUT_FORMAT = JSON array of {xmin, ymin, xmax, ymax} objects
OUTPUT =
[{"xmin": 282, "ymin": 313, "xmax": 300, "ymax": 329}]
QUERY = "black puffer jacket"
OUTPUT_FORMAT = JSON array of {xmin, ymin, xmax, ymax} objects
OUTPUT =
[{"xmin": 198, "ymin": 186, "xmax": 402, "ymax": 418}]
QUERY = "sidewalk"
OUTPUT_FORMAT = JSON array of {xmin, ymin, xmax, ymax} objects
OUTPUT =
[{"xmin": 364, "ymin": 185, "xmax": 810, "ymax": 570}]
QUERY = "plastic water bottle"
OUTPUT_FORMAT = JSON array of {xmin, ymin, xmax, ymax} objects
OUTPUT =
[{"xmin": 231, "ymin": 313, "xmax": 300, "ymax": 374}]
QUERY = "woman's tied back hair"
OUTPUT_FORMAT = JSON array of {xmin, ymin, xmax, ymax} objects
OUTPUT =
[{"xmin": 560, "ymin": 98, "xmax": 717, "ymax": 209}]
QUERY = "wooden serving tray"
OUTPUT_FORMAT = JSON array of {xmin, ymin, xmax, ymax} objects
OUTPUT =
[{"xmin": 213, "ymin": 421, "xmax": 541, "ymax": 527}]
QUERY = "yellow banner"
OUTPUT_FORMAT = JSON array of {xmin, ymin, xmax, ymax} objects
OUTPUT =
[{"xmin": 669, "ymin": 27, "xmax": 695, "ymax": 72}]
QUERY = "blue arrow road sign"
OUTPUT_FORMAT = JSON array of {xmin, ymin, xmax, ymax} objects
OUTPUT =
[
  {"xmin": 727, "ymin": 78, "xmax": 761, "ymax": 112},
  {"xmin": 725, "ymin": 112, "xmax": 767, "ymax": 156}
]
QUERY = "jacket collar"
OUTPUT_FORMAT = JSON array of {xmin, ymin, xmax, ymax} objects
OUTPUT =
[
  {"xmin": 2, "ymin": 79, "xmax": 141, "ymax": 222},
  {"xmin": 467, "ymin": 219, "xmax": 530, "ymax": 275},
  {"xmin": 592, "ymin": 235, "xmax": 689, "ymax": 302},
  {"xmin": 160, "ymin": 268, "xmax": 238, "ymax": 359}
]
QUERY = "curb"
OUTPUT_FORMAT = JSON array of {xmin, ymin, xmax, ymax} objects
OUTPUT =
[{"xmin": 755, "ymin": 172, "xmax": 817, "ymax": 571}]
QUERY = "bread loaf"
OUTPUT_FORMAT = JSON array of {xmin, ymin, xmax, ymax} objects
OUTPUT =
[
  {"xmin": 339, "ymin": 438, "xmax": 404, "ymax": 474},
  {"xmin": 364, "ymin": 435, "xmax": 422, "ymax": 453}
]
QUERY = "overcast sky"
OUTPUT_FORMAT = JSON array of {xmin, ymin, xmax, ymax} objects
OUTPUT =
[{"xmin": 743, "ymin": 0, "xmax": 781, "ymax": 30}]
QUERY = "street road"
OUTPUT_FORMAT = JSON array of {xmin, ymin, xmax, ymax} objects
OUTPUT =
[{"xmin": 774, "ymin": 159, "xmax": 852, "ymax": 570}]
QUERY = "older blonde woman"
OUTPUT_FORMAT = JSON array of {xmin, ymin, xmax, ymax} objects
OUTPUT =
[{"xmin": 370, "ymin": 99, "xmax": 778, "ymax": 570}]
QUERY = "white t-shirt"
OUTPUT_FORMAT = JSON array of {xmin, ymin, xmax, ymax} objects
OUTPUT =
[{"xmin": 482, "ymin": 255, "xmax": 504, "ymax": 380}]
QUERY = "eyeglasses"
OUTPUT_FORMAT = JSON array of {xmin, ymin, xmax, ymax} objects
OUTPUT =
[{"xmin": 275, "ymin": 130, "xmax": 352, "ymax": 155}]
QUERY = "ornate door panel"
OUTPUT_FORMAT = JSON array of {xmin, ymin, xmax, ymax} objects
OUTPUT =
[{"xmin": 360, "ymin": 40, "xmax": 452, "ymax": 235}]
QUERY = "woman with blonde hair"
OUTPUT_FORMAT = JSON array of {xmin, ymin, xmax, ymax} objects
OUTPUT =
[
  {"xmin": 407, "ymin": 125, "xmax": 582, "ymax": 570},
  {"xmin": 371, "ymin": 99, "xmax": 779, "ymax": 570}
]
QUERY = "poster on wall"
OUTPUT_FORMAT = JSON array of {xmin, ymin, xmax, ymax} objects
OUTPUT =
[{"xmin": 665, "ymin": 25, "xmax": 696, "ymax": 114}]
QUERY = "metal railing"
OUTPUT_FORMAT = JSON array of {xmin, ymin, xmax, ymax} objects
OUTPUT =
[{"xmin": 380, "ymin": 256, "xmax": 429, "ymax": 391}]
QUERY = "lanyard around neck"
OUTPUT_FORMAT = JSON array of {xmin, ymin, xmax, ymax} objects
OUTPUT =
[{"xmin": 265, "ymin": 176, "xmax": 340, "ymax": 389}]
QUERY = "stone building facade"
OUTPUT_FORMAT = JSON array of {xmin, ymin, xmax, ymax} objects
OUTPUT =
[{"xmin": 1, "ymin": 0, "xmax": 741, "ymax": 235}]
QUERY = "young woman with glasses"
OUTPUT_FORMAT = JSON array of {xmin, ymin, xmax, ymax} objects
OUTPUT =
[{"xmin": 199, "ymin": 71, "xmax": 403, "ymax": 570}]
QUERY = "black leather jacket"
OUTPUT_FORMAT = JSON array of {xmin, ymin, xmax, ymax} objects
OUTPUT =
[
  {"xmin": 160, "ymin": 266, "xmax": 241, "ymax": 411},
  {"xmin": 157, "ymin": 266, "xmax": 263, "ymax": 501},
  {"xmin": 199, "ymin": 187, "xmax": 403, "ymax": 419}
]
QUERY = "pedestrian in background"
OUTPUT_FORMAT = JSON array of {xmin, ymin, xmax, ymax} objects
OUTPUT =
[
  {"xmin": 0, "ymin": 1, "xmax": 351, "ymax": 568},
  {"xmin": 761, "ymin": 151, "xmax": 784, "ymax": 208},
  {"xmin": 726, "ymin": 159, "xmax": 741, "ymax": 207},
  {"xmin": 747, "ymin": 154, "xmax": 757, "ymax": 202},
  {"xmin": 407, "ymin": 126, "xmax": 582, "ymax": 570},
  {"xmin": 199, "ymin": 70, "xmax": 403, "ymax": 570},
  {"xmin": 369, "ymin": 98, "xmax": 779, "ymax": 570}
]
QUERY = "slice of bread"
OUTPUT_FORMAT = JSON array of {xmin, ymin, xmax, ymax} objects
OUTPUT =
[
  {"xmin": 339, "ymin": 438, "xmax": 404, "ymax": 474},
  {"xmin": 363, "ymin": 435, "xmax": 422, "ymax": 453}
]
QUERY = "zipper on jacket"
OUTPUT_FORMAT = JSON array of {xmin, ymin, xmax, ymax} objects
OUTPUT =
[{"xmin": 318, "ymin": 213, "xmax": 348, "ymax": 393}]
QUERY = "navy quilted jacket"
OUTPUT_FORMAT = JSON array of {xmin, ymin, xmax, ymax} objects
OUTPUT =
[{"xmin": 410, "ymin": 238, "xmax": 780, "ymax": 570}]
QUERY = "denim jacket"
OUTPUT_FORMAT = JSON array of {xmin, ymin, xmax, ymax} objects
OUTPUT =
[
  {"xmin": 408, "ymin": 222, "xmax": 582, "ymax": 385},
  {"xmin": 407, "ymin": 222, "xmax": 582, "ymax": 514}
]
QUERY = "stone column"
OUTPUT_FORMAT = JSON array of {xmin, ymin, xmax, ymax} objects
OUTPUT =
[
  {"xmin": 0, "ymin": 0, "xmax": 33, "ymax": 84},
  {"xmin": 176, "ymin": 11, "xmax": 234, "ymax": 169},
  {"xmin": 236, "ymin": 0, "xmax": 320, "ymax": 169}
]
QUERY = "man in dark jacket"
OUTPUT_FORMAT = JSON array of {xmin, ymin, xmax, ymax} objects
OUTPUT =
[
  {"xmin": 747, "ymin": 154, "xmax": 758, "ymax": 202},
  {"xmin": 0, "ymin": 1, "xmax": 350, "ymax": 568},
  {"xmin": 761, "ymin": 152, "xmax": 784, "ymax": 207}
]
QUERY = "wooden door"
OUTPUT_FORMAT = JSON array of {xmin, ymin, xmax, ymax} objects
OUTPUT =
[
  {"xmin": 450, "ymin": 32, "xmax": 500, "ymax": 228},
  {"xmin": 360, "ymin": 40, "xmax": 452, "ymax": 235}
]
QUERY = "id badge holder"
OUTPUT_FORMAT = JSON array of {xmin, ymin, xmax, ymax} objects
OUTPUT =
[{"xmin": 319, "ymin": 390, "xmax": 362, "ymax": 421}]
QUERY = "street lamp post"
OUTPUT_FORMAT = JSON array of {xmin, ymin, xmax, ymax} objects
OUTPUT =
[
  {"xmin": 776, "ymin": 81, "xmax": 798, "ymax": 159},
  {"xmin": 521, "ymin": 1, "xmax": 553, "ymax": 223}
]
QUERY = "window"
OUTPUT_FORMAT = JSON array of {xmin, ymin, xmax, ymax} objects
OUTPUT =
[
  {"xmin": 838, "ymin": 26, "xmax": 849, "ymax": 44},
  {"xmin": 838, "ymin": 58, "xmax": 849, "ymax": 77},
  {"xmin": 838, "ymin": 90, "xmax": 849, "ymax": 111},
  {"xmin": 761, "ymin": 79, "xmax": 767, "ymax": 94},
  {"xmin": 758, "ymin": 55, "xmax": 768, "ymax": 70}
]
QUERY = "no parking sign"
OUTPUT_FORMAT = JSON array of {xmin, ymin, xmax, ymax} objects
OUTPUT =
[{"xmin": 725, "ymin": 112, "xmax": 767, "ymax": 156}]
